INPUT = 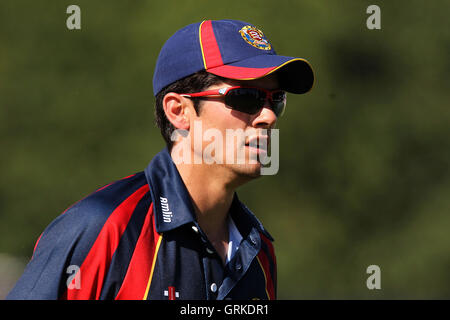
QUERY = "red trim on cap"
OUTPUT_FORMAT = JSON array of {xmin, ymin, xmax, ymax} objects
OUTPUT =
[
  {"xmin": 207, "ymin": 64, "xmax": 277, "ymax": 80},
  {"xmin": 199, "ymin": 20, "xmax": 224, "ymax": 69}
]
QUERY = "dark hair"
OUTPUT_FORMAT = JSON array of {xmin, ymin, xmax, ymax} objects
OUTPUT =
[{"xmin": 154, "ymin": 71, "xmax": 225, "ymax": 150}]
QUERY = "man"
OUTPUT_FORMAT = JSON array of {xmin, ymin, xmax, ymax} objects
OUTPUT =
[{"xmin": 7, "ymin": 19, "xmax": 313, "ymax": 300}]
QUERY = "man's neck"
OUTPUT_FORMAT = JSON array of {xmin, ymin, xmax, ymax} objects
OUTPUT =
[
  {"xmin": 175, "ymin": 161, "xmax": 234, "ymax": 230},
  {"xmin": 173, "ymin": 158, "xmax": 237, "ymax": 264}
]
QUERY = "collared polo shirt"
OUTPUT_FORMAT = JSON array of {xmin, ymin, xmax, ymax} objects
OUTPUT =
[{"xmin": 7, "ymin": 148, "xmax": 277, "ymax": 300}]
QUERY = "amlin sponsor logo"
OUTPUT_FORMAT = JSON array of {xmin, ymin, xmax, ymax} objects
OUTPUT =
[{"xmin": 160, "ymin": 197, "xmax": 173, "ymax": 223}]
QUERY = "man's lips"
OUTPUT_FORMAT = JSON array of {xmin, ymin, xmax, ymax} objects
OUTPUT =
[{"xmin": 245, "ymin": 136, "xmax": 269, "ymax": 151}]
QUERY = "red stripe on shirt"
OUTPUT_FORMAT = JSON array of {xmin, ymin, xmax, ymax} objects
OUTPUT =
[
  {"xmin": 260, "ymin": 233, "xmax": 276, "ymax": 271},
  {"xmin": 62, "ymin": 184, "xmax": 150, "ymax": 300},
  {"xmin": 257, "ymin": 250, "xmax": 275, "ymax": 300},
  {"xmin": 114, "ymin": 203, "xmax": 160, "ymax": 300},
  {"xmin": 258, "ymin": 234, "xmax": 276, "ymax": 300},
  {"xmin": 31, "ymin": 233, "xmax": 43, "ymax": 260},
  {"xmin": 34, "ymin": 175, "xmax": 140, "ymax": 263}
]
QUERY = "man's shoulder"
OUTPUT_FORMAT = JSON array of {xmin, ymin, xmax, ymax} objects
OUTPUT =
[
  {"xmin": 35, "ymin": 171, "xmax": 154, "ymax": 253},
  {"xmin": 10, "ymin": 172, "xmax": 155, "ymax": 300},
  {"xmin": 238, "ymin": 201, "xmax": 275, "ymax": 242},
  {"xmin": 63, "ymin": 172, "xmax": 150, "ymax": 221},
  {"xmin": 38, "ymin": 172, "xmax": 153, "ymax": 246}
]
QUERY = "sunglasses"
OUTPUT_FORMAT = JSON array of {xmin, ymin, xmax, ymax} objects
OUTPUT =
[{"xmin": 180, "ymin": 86, "xmax": 287, "ymax": 117}]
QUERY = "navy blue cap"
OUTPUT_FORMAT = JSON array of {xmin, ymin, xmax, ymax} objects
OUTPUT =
[{"xmin": 152, "ymin": 19, "xmax": 314, "ymax": 96}]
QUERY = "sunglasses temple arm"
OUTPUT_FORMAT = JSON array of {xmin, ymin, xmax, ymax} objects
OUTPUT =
[{"xmin": 179, "ymin": 89, "xmax": 224, "ymax": 98}]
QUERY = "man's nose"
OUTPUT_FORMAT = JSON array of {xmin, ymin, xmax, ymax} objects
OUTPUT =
[{"xmin": 251, "ymin": 102, "xmax": 277, "ymax": 129}]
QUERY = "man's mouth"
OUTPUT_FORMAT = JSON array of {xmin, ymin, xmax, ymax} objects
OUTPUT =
[{"xmin": 245, "ymin": 135, "xmax": 269, "ymax": 153}]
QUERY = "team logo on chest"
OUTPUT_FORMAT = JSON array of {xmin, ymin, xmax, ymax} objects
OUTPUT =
[{"xmin": 239, "ymin": 25, "xmax": 272, "ymax": 50}]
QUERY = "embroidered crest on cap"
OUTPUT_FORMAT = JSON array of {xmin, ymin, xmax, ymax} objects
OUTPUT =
[{"xmin": 239, "ymin": 25, "xmax": 272, "ymax": 51}]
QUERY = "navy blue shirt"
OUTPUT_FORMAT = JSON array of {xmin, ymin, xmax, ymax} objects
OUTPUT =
[{"xmin": 7, "ymin": 148, "xmax": 277, "ymax": 300}]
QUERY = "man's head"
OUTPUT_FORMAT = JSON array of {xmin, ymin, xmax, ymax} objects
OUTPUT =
[
  {"xmin": 153, "ymin": 19, "xmax": 314, "ymax": 97},
  {"xmin": 153, "ymin": 19, "xmax": 314, "ymax": 181}
]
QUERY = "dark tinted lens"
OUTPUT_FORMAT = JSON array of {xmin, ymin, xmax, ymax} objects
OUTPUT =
[
  {"xmin": 225, "ymin": 88, "xmax": 265, "ymax": 114},
  {"xmin": 271, "ymin": 91, "xmax": 286, "ymax": 102},
  {"xmin": 270, "ymin": 91, "xmax": 286, "ymax": 117},
  {"xmin": 271, "ymin": 100, "xmax": 286, "ymax": 117}
]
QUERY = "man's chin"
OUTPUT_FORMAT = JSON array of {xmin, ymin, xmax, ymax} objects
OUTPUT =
[{"xmin": 231, "ymin": 162, "xmax": 264, "ymax": 180}]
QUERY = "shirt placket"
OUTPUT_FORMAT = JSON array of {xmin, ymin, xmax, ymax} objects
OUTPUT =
[
  {"xmin": 217, "ymin": 227, "xmax": 261, "ymax": 300},
  {"xmin": 190, "ymin": 222, "xmax": 224, "ymax": 300}
]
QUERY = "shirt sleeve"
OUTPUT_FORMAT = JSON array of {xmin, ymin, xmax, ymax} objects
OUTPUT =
[
  {"xmin": 6, "ymin": 202, "xmax": 109, "ymax": 300},
  {"xmin": 7, "ymin": 179, "xmax": 151, "ymax": 300}
]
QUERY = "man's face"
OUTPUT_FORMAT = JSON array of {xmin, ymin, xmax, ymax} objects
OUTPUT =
[{"xmin": 185, "ymin": 73, "xmax": 279, "ymax": 183}]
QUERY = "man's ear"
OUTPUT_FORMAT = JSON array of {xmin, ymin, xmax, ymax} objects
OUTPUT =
[{"xmin": 163, "ymin": 92, "xmax": 190, "ymax": 130}]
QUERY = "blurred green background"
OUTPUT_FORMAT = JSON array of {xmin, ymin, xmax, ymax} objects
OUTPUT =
[{"xmin": 1, "ymin": 0, "xmax": 449, "ymax": 299}]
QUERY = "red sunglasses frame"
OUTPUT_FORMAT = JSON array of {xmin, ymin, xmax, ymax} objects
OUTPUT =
[
  {"xmin": 179, "ymin": 86, "xmax": 286, "ymax": 116},
  {"xmin": 180, "ymin": 86, "xmax": 284, "ymax": 100}
]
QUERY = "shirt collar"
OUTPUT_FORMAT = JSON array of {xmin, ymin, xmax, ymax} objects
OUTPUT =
[
  {"xmin": 144, "ymin": 147, "xmax": 274, "ymax": 241},
  {"xmin": 144, "ymin": 147, "xmax": 196, "ymax": 233}
]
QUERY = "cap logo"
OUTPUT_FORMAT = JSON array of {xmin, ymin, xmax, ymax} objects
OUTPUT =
[{"xmin": 239, "ymin": 25, "xmax": 272, "ymax": 51}]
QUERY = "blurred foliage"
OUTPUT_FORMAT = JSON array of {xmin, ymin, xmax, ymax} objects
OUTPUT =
[{"xmin": 1, "ymin": 0, "xmax": 449, "ymax": 299}]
